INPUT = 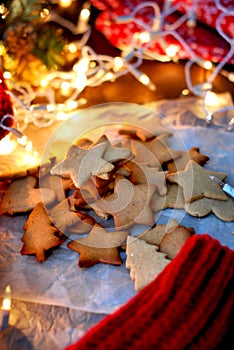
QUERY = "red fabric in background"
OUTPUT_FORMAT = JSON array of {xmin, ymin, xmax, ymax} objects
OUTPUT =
[
  {"xmin": 0, "ymin": 70, "xmax": 14, "ymax": 140},
  {"xmin": 90, "ymin": 0, "xmax": 234, "ymax": 64},
  {"xmin": 64, "ymin": 234, "xmax": 234, "ymax": 350}
]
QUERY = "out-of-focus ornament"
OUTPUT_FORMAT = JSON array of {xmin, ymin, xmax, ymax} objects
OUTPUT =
[
  {"xmin": 14, "ymin": 53, "xmax": 48, "ymax": 86},
  {"xmin": 0, "ymin": 69, "xmax": 14, "ymax": 140}
]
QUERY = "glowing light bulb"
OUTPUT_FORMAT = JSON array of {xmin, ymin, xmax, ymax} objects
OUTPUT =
[
  {"xmin": 139, "ymin": 73, "xmax": 156, "ymax": 91},
  {"xmin": 3, "ymin": 71, "xmax": 11, "ymax": 80},
  {"xmin": 61, "ymin": 81, "xmax": 71, "ymax": 96},
  {"xmin": 80, "ymin": 8, "xmax": 90, "ymax": 21},
  {"xmin": 2, "ymin": 286, "xmax": 11, "ymax": 311},
  {"xmin": 0, "ymin": 135, "xmax": 16, "ymax": 155},
  {"xmin": 165, "ymin": 44, "xmax": 178, "ymax": 58},
  {"xmin": 58, "ymin": 0, "xmax": 73, "ymax": 8},
  {"xmin": 205, "ymin": 91, "xmax": 219, "ymax": 107},
  {"xmin": 40, "ymin": 8, "xmax": 49, "ymax": 19},
  {"xmin": 138, "ymin": 31, "xmax": 151, "ymax": 43},
  {"xmin": 203, "ymin": 61, "xmax": 213, "ymax": 70},
  {"xmin": 181, "ymin": 89, "xmax": 190, "ymax": 96},
  {"xmin": 113, "ymin": 57, "xmax": 124, "ymax": 71},
  {"xmin": 67, "ymin": 43, "xmax": 78, "ymax": 54}
]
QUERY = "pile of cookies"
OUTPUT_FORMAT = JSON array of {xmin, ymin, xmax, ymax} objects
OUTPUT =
[{"xmin": 0, "ymin": 124, "xmax": 233, "ymax": 291}]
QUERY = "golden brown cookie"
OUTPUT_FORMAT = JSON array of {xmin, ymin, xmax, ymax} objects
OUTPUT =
[
  {"xmin": 50, "ymin": 143, "xmax": 114, "ymax": 187},
  {"xmin": 137, "ymin": 219, "xmax": 179, "ymax": 246},
  {"xmin": 167, "ymin": 147, "xmax": 209, "ymax": 173},
  {"xmin": 126, "ymin": 236, "xmax": 171, "ymax": 291},
  {"xmin": 166, "ymin": 160, "xmax": 228, "ymax": 203},
  {"xmin": 93, "ymin": 134, "xmax": 133, "ymax": 163},
  {"xmin": 0, "ymin": 176, "xmax": 56, "ymax": 214},
  {"xmin": 184, "ymin": 196, "xmax": 234, "ymax": 221},
  {"xmin": 124, "ymin": 161, "xmax": 167, "ymax": 196},
  {"xmin": 91, "ymin": 177, "xmax": 156, "ymax": 229},
  {"xmin": 159, "ymin": 225, "xmax": 195, "ymax": 259},
  {"xmin": 151, "ymin": 183, "xmax": 185, "ymax": 212},
  {"xmin": 130, "ymin": 133, "xmax": 181, "ymax": 167},
  {"xmin": 67, "ymin": 223, "xmax": 129, "ymax": 267},
  {"xmin": 21, "ymin": 202, "xmax": 65, "ymax": 262},
  {"xmin": 48, "ymin": 198, "xmax": 94, "ymax": 234}
]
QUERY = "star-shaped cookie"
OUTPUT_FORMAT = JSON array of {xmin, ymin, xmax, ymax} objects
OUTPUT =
[
  {"xmin": 50, "ymin": 143, "xmax": 114, "ymax": 187},
  {"xmin": 167, "ymin": 147, "xmax": 209, "ymax": 173},
  {"xmin": 67, "ymin": 224, "xmax": 129, "ymax": 267},
  {"xmin": 166, "ymin": 160, "xmax": 228, "ymax": 203},
  {"xmin": 93, "ymin": 134, "xmax": 133, "ymax": 163},
  {"xmin": 131, "ymin": 133, "xmax": 181, "ymax": 166}
]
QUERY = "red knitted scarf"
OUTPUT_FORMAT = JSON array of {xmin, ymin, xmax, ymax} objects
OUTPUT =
[{"xmin": 65, "ymin": 234, "xmax": 234, "ymax": 350}]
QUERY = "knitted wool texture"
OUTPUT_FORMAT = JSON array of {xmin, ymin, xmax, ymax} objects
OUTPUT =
[
  {"xmin": 65, "ymin": 234, "xmax": 234, "ymax": 350},
  {"xmin": 0, "ymin": 70, "xmax": 14, "ymax": 140}
]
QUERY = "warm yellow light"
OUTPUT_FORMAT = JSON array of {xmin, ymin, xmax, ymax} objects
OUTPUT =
[
  {"xmin": 66, "ymin": 100, "xmax": 79, "ymax": 110},
  {"xmin": 61, "ymin": 81, "xmax": 71, "ymax": 96},
  {"xmin": 1, "ymin": 286, "xmax": 11, "ymax": 311},
  {"xmin": 205, "ymin": 91, "xmax": 219, "ymax": 107},
  {"xmin": 73, "ymin": 57, "xmax": 89, "ymax": 73},
  {"xmin": 0, "ymin": 135, "xmax": 16, "ymax": 155},
  {"xmin": 73, "ymin": 74, "xmax": 87, "ymax": 91},
  {"xmin": 181, "ymin": 88, "xmax": 190, "ymax": 96},
  {"xmin": 0, "ymin": 44, "xmax": 6, "ymax": 55},
  {"xmin": 67, "ymin": 43, "xmax": 78, "ymax": 54},
  {"xmin": 57, "ymin": 111, "xmax": 67, "ymax": 120},
  {"xmin": 40, "ymin": 79, "xmax": 48, "ymax": 88},
  {"xmin": 105, "ymin": 72, "xmax": 114, "ymax": 81},
  {"xmin": 113, "ymin": 57, "xmax": 124, "ymax": 71},
  {"xmin": 203, "ymin": 61, "xmax": 213, "ymax": 70},
  {"xmin": 40, "ymin": 8, "xmax": 49, "ymax": 19},
  {"xmin": 25, "ymin": 140, "xmax": 33, "ymax": 152},
  {"xmin": 3, "ymin": 71, "xmax": 11, "ymax": 80},
  {"xmin": 58, "ymin": 0, "xmax": 73, "ymax": 8},
  {"xmin": 89, "ymin": 61, "xmax": 97, "ymax": 69},
  {"xmin": 17, "ymin": 135, "xmax": 28, "ymax": 146},
  {"xmin": 139, "ymin": 73, "xmax": 156, "ymax": 91},
  {"xmin": 138, "ymin": 31, "xmax": 151, "ymax": 43},
  {"xmin": 80, "ymin": 8, "xmax": 90, "ymax": 20},
  {"xmin": 47, "ymin": 104, "xmax": 56, "ymax": 113},
  {"xmin": 165, "ymin": 44, "xmax": 178, "ymax": 58},
  {"xmin": 22, "ymin": 152, "xmax": 39, "ymax": 166}
]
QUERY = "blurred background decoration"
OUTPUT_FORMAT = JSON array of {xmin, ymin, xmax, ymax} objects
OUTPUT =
[{"xmin": 0, "ymin": 0, "xmax": 233, "ymax": 135}]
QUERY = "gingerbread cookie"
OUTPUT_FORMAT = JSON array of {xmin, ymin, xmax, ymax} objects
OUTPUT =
[
  {"xmin": 166, "ymin": 160, "xmax": 228, "ymax": 202},
  {"xmin": 0, "ymin": 176, "xmax": 56, "ymax": 214},
  {"xmin": 130, "ymin": 133, "xmax": 181, "ymax": 167},
  {"xmin": 159, "ymin": 225, "xmax": 195, "ymax": 259},
  {"xmin": 91, "ymin": 177, "xmax": 156, "ymax": 229},
  {"xmin": 137, "ymin": 219, "xmax": 179, "ymax": 246},
  {"xmin": 151, "ymin": 183, "xmax": 185, "ymax": 212},
  {"xmin": 126, "ymin": 235, "xmax": 171, "ymax": 291},
  {"xmin": 167, "ymin": 147, "xmax": 209, "ymax": 173},
  {"xmin": 184, "ymin": 196, "xmax": 234, "ymax": 222},
  {"xmin": 67, "ymin": 223, "xmax": 129, "ymax": 267},
  {"xmin": 50, "ymin": 143, "xmax": 114, "ymax": 188},
  {"xmin": 21, "ymin": 202, "xmax": 65, "ymax": 262}
]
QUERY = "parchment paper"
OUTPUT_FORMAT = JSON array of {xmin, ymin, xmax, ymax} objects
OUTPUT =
[{"xmin": 0, "ymin": 101, "xmax": 233, "ymax": 315}]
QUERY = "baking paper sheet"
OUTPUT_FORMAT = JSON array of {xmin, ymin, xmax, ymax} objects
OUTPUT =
[{"xmin": 0, "ymin": 101, "xmax": 233, "ymax": 315}]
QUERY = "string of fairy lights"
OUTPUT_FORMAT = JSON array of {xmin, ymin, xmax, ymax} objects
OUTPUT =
[{"xmin": 0, "ymin": 0, "xmax": 234, "ymax": 140}]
